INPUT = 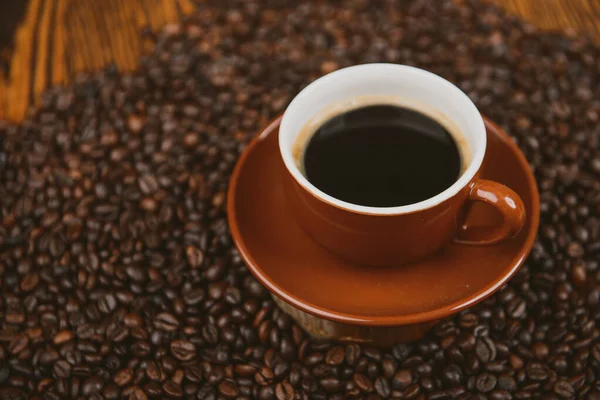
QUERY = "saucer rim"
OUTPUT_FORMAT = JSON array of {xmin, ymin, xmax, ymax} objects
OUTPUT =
[{"xmin": 227, "ymin": 115, "xmax": 540, "ymax": 326}]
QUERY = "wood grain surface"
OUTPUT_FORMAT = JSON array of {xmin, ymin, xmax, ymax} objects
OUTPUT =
[{"xmin": 0, "ymin": 0, "xmax": 598, "ymax": 122}]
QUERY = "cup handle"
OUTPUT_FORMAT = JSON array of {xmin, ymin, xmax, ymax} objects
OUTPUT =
[{"xmin": 454, "ymin": 179, "xmax": 526, "ymax": 245}]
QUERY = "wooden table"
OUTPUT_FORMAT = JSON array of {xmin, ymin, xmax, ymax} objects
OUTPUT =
[{"xmin": 0, "ymin": 0, "xmax": 598, "ymax": 122}]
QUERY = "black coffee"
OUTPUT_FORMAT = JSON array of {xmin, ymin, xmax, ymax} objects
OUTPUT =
[{"xmin": 302, "ymin": 104, "xmax": 463, "ymax": 207}]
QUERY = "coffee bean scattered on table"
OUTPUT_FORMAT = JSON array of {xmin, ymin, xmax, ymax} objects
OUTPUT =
[{"xmin": 1, "ymin": 0, "xmax": 599, "ymax": 398}]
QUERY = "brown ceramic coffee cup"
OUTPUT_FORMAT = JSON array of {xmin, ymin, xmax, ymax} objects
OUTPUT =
[{"xmin": 279, "ymin": 64, "xmax": 526, "ymax": 266}]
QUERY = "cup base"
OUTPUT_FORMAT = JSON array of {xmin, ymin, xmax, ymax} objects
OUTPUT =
[{"xmin": 273, "ymin": 295, "xmax": 435, "ymax": 346}]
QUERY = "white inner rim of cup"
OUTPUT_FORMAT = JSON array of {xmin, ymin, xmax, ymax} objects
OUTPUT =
[{"xmin": 279, "ymin": 64, "xmax": 486, "ymax": 215}]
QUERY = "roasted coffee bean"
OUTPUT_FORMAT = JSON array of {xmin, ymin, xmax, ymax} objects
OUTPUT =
[
  {"xmin": 53, "ymin": 331, "xmax": 74, "ymax": 345},
  {"xmin": 162, "ymin": 380, "xmax": 183, "ymax": 397},
  {"xmin": 403, "ymin": 383, "xmax": 421, "ymax": 399},
  {"xmin": 526, "ymin": 362, "xmax": 549, "ymax": 381},
  {"xmin": 275, "ymin": 382, "xmax": 295, "ymax": 400},
  {"xmin": 129, "ymin": 388, "xmax": 147, "ymax": 400},
  {"xmin": 170, "ymin": 340, "xmax": 196, "ymax": 361},
  {"xmin": 20, "ymin": 273, "xmax": 39, "ymax": 292},
  {"xmin": 153, "ymin": 313, "xmax": 179, "ymax": 331},
  {"xmin": 346, "ymin": 344, "xmax": 362, "ymax": 366},
  {"xmin": 304, "ymin": 352, "xmax": 324, "ymax": 366},
  {"xmin": 184, "ymin": 365, "xmax": 204, "ymax": 383},
  {"xmin": 553, "ymin": 380, "xmax": 575, "ymax": 398},
  {"xmin": 146, "ymin": 362, "xmax": 164, "ymax": 382},
  {"xmin": 301, "ymin": 375, "xmax": 317, "ymax": 392},
  {"xmin": 392, "ymin": 369, "xmax": 413, "ymax": 390},
  {"xmin": 8, "ymin": 335, "xmax": 29, "ymax": 355},
  {"xmin": 81, "ymin": 377, "xmax": 104, "ymax": 396},
  {"xmin": 320, "ymin": 377, "xmax": 341, "ymax": 393},
  {"xmin": 497, "ymin": 374, "xmax": 517, "ymax": 391},
  {"xmin": 381, "ymin": 357, "xmax": 397, "ymax": 378},
  {"xmin": 258, "ymin": 385, "xmax": 276, "ymax": 400},
  {"xmin": 476, "ymin": 337, "xmax": 497, "ymax": 363},
  {"xmin": 374, "ymin": 376, "xmax": 391, "ymax": 398},
  {"xmin": 325, "ymin": 346, "xmax": 345, "ymax": 366},
  {"xmin": 102, "ymin": 384, "xmax": 120, "ymax": 400},
  {"xmin": 392, "ymin": 344, "xmax": 412, "ymax": 362},
  {"xmin": 353, "ymin": 373, "xmax": 373, "ymax": 392},
  {"xmin": 476, "ymin": 372, "xmax": 498, "ymax": 393},
  {"xmin": 255, "ymin": 366, "xmax": 274, "ymax": 386},
  {"xmin": 183, "ymin": 288, "xmax": 205, "ymax": 306},
  {"xmin": 218, "ymin": 380, "xmax": 239, "ymax": 398},
  {"xmin": 113, "ymin": 368, "xmax": 133, "ymax": 386},
  {"xmin": 442, "ymin": 364, "xmax": 463, "ymax": 386},
  {"xmin": 532, "ymin": 343, "xmax": 549, "ymax": 360},
  {"xmin": 52, "ymin": 360, "xmax": 72, "ymax": 378},
  {"xmin": 0, "ymin": 367, "xmax": 10, "ymax": 384}
]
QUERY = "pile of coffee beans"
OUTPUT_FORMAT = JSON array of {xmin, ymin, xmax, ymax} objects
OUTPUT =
[{"xmin": 1, "ymin": 0, "xmax": 599, "ymax": 398}]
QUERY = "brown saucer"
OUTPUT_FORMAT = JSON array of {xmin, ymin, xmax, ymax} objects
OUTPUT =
[{"xmin": 228, "ymin": 116, "xmax": 539, "ymax": 343}]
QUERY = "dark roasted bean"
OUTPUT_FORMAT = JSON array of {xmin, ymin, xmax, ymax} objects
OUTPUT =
[
  {"xmin": 8, "ymin": 335, "xmax": 29, "ymax": 356},
  {"xmin": 353, "ymin": 372, "xmax": 373, "ymax": 392},
  {"xmin": 476, "ymin": 337, "xmax": 497, "ymax": 363},
  {"xmin": 381, "ymin": 357, "xmax": 397, "ymax": 378},
  {"xmin": 325, "ymin": 346, "xmax": 345, "ymax": 366},
  {"xmin": 113, "ymin": 368, "xmax": 133, "ymax": 386},
  {"xmin": 497, "ymin": 374, "xmax": 516, "ymax": 391},
  {"xmin": 346, "ymin": 344, "xmax": 362, "ymax": 366},
  {"xmin": 153, "ymin": 313, "xmax": 179, "ymax": 331},
  {"xmin": 442, "ymin": 364, "xmax": 463, "ymax": 386},
  {"xmin": 526, "ymin": 362, "xmax": 549, "ymax": 381},
  {"xmin": 476, "ymin": 372, "xmax": 497, "ymax": 393},
  {"xmin": 320, "ymin": 377, "xmax": 341, "ymax": 393},
  {"xmin": 392, "ymin": 344, "xmax": 411, "ymax": 362},
  {"xmin": 374, "ymin": 376, "xmax": 391, "ymax": 398},
  {"xmin": 52, "ymin": 360, "xmax": 72, "ymax": 378},
  {"xmin": 81, "ymin": 377, "xmax": 104, "ymax": 396},
  {"xmin": 553, "ymin": 380, "xmax": 575, "ymax": 398},
  {"xmin": 146, "ymin": 362, "xmax": 164, "ymax": 382},
  {"xmin": 218, "ymin": 380, "xmax": 239, "ymax": 398},
  {"xmin": 275, "ymin": 382, "xmax": 295, "ymax": 400},
  {"xmin": 162, "ymin": 380, "xmax": 183, "ymax": 397},
  {"xmin": 392, "ymin": 369, "xmax": 413, "ymax": 390},
  {"xmin": 170, "ymin": 340, "xmax": 196, "ymax": 361}
]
